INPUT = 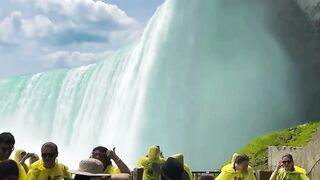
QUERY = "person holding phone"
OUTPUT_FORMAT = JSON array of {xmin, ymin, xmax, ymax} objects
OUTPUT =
[
  {"xmin": 90, "ymin": 146, "xmax": 131, "ymax": 175},
  {"xmin": 137, "ymin": 145, "xmax": 165, "ymax": 180},
  {"xmin": 15, "ymin": 150, "xmax": 37, "ymax": 173},
  {"xmin": 269, "ymin": 154, "xmax": 309, "ymax": 180},
  {"xmin": 14, "ymin": 149, "xmax": 29, "ymax": 173}
]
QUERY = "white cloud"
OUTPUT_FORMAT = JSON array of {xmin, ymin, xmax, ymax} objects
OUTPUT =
[
  {"xmin": 0, "ymin": 12, "xmax": 56, "ymax": 42},
  {"xmin": 40, "ymin": 0, "xmax": 135, "ymax": 26},
  {"xmin": 46, "ymin": 50, "xmax": 113, "ymax": 68},
  {"xmin": 0, "ymin": 11, "xmax": 23, "ymax": 44},
  {"xmin": 21, "ymin": 15, "xmax": 56, "ymax": 38},
  {"xmin": 0, "ymin": 0, "xmax": 143, "ymax": 78},
  {"xmin": 1, "ymin": 0, "xmax": 140, "ymax": 45}
]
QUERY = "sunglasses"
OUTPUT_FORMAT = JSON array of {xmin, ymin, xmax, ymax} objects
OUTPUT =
[
  {"xmin": 41, "ymin": 153, "xmax": 56, "ymax": 158},
  {"xmin": 282, "ymin": 160, "xmax": 292, "ymax": 164}
]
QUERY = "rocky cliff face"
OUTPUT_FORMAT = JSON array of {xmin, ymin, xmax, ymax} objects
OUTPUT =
[
  {"xmin": 263, "ymin": 0, "xmax": 320, "ymax": 120},
  {"xmin": 297, "ymin": 128, "xmax": 320, "ymax": 179},
  {"xmin": 297, "ymin": 0, "xmax": 320, "ymax": 27}
]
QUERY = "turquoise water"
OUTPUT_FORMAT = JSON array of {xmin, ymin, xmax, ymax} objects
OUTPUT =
[{"xmin": 0, "ymin": 0, "xmax": 309, "ymax": 169}]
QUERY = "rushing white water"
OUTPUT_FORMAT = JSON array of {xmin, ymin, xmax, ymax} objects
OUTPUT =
[{"xmin": 0, "ymin": 0, "xmax": 311, "ymax": 169}]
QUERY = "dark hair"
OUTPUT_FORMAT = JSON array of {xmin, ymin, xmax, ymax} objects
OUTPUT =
[
  {"xmin": 0, "ymin": 132, "xmax": 15, "ymax": 146},
  {"xmin": 74, "ymin": 175, "xmax": 91, "ymax": 180},
  {"xmin": 0, "ymin": 160, "xmax": 19, "ymax": 179},
  {"xmin": 92, "ymin": 146, "xmax": 111, "ymax": 166},
  {"xmin": 233, "ymin": 154, "xmax": 249, "ymax": 170},
  {"xmin": 41, "ymin": 142, "xmax": 58, "ymax": 154},
  {"xmin": 282, "ymin": 153, "xmax": 295, "ymax": 170},
  {"xmin": 92, "ymin": 146, "xmax": 108, "ymax": 153},
  {"xmin": 282, "ymin": 154, "xmax": 294, "ymax": 162},
  {"xmin": 199, "ymin": 174, "xmax": 214, "ymax": 180}
]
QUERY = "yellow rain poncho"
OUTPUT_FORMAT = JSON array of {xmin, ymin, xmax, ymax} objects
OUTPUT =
[
  {"xmin": 216, "ymin": 164, "xmax": 256, "ymax": 180},
  {"xmin": 171, "ymin": 153, "xmax": 193, "ymax": 180},
  {"xmin": 14, "ymin": 149, "xmax": 29, "ymax": 173},
  {"xmin": 231, "ymin": 153, "xmax": 240, "ymax": 163},
  {"xmin": 105, "ymin": 164, "xmax": 121, "ymax": 174},
  {"xmin": 216, "ymin": 153, "xmax": 256, "ymax": 180},
  {"xmin": 138, "ymin": 145, "xmax": 165, "ymax": 180},
  {"xmin": 27, "ymin": 160, "xmax": 71, "ymax": 180},
  {"xmin": 276, "ymin": 166, "xmax": 309, "ymax": 180},
  {"xmin": 137, "ymin": 156, "xmax": 146, "ymax": 167},
  {"xmin": 18, "ymin": 162, "xmax": 27, "ymax": 180}
]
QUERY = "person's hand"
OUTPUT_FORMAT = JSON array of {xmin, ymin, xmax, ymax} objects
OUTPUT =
[
  {"xmin": 106, "ymin": 147, "xmax": 118, "ymax": 160},
  {"xmin": 20, "ymin": 153, "xmax": 35, "ymax": 163},
  {"xmin": 277, "ymin": 160, "xmax": 283, "ymax": 169},
  {"xmin": 25, "ymin": 153, "xmax": 35, "ymax": 158}
]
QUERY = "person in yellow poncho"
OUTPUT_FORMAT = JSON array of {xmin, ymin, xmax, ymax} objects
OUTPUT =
[
  {"xmin": 14, "ymin": 149, "xmax": 30, "ymax": 173},
  {"xmin": 171, "ymin": 153, "xmax": 193, "ymax": 180},
  {"xmin": 90, "ymin": 146, "xmax": 131, "ymax": 175},
  {"xmin": 0, "ymin": 132, "xmax": 27, "ymax": 180},
  {"xmin": 269, "ymin": 154, "xmax": 310, "ymax": 180},
  {"xmin": 137, "ymin": 145, "xmax": 166, "ymax": 180},
  {"xmin": 27, "ymin": 142, "xmax": 71, "ymax": 180},
  {"xmin": 216, "ymin": 153, "xmax": 256, "ymax": 180}
]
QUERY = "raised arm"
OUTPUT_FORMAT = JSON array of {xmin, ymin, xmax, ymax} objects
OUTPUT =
[
  {"xmin": 20, "ymin": 153, "xmax": 34, "ymax": 164},
  {"xmin": 269, "ymin": 161, "xmax": 282, "ymax": 180},
  {"xmin": 107, "ymin": 148, "xmax": 131, "ymax": 174}
]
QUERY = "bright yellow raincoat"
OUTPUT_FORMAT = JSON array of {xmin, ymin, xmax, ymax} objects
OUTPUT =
[
  {"xmin": 138, "ymin": 145, "xmax": 166, "ymax": 180},
  {"xmin": 14, "ymin": 149, "xmax": 29, "ymax": 173},
  {"xmin": 215, "ymin": 163, "xmax": 256, "ymax": 180},
  {"xmin": 105, "ymin": 164, "xmax": 121, "ymax": 174},
  {"xmin": 18, "ymin": 162, "xmax": 27, "ymax": 180},
  {"xmin": 231, "ymin": 153, "xmax": 240, "ymax": 163},
  {"xmin": 276, "ymin": 166, "xmax": 309, "ymax": 180},
  {"xmin": 216, "ymin": 153, "xmax": 256, "ymax": 180},
  {"xmin": 26, "ymin": 160, "xmax": 71, "ymax": 180},
  {"xmin": 171, "ymin": 153, "xmax": 193, "ymax": 180}
]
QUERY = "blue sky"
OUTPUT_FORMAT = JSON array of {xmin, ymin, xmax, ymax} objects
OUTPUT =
[
  {"xmin": 0, "ymin": 0, "xmax": 164, "ymax": 78},
  {"xmin": 105, "ymin": 0, "xmax": 163, "ymax": 24}
]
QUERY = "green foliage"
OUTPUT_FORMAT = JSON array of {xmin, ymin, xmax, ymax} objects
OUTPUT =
[{"xmin": 238, "ymin": 121, "xmax": 320, "ymax": 170}]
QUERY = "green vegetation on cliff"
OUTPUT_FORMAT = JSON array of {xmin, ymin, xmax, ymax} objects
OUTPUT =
[{"xmin": 238, "ymin": 121, "xmax": 320, "ymax": 170}]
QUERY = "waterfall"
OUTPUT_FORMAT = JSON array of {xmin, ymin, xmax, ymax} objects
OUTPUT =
[{"xmin": 1, "ymin": 0, "xmax": 318, "ymax": 169}]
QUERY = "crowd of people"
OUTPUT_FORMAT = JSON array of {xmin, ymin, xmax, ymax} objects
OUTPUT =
[{"xmin": 0, "ymin": 132, "xmax": 311, "ymax": 180}]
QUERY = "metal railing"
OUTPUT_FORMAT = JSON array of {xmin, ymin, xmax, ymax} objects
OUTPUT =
[
  {"xmin": 192, "ymin": 171, "xmax": 221, "ymax": 180},
  {"xmin": 133, "ymin": 169, "xmax": 273, "ymax": 180}
]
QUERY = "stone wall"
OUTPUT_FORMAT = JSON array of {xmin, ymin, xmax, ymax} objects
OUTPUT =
[
  {"xmin": 297, "ymin": 129, "xmax": 320, "ymax": 178},
  {"xmin": 268, "ymin": 146, "xmax": 304, "ymax": 170}
]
